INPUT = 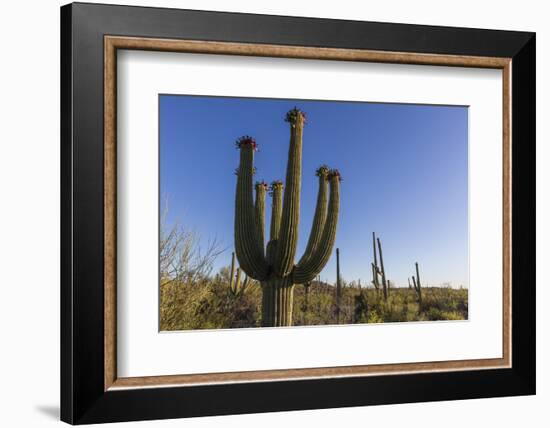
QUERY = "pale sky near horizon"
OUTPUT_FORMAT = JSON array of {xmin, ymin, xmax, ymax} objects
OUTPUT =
[{"xmin": 160, "ymin": 95, "xmax": 468, "ymax": 288}]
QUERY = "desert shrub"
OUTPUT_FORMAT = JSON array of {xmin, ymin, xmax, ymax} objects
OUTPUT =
[
  {"xmin": 160, "ymin": 278, "xmax": 216, "ymax": 330},
  {"xmin": 293, "ymin": 283, "xmax": 338, "ymax": 326},
  {"xmin": 367, "ymin": 310, "xmax": 384, "ymax": 324},
  {"xmin": 426, "ymin": 307, "xmax": 443, "ymax": 321},
  {"xmin": 439, "ymin": 310, "xmax": 465, "ymax": 321},
  {"xmin": 160, "ymin": 276, "xmax": 262, "ymax": 330},
  {"xmin": 419, "ymin": 287, "xmax": 468, "ymax": 320}
]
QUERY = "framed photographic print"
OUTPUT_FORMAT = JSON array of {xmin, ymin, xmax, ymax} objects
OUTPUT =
[{"xmin": 60, "ymin": 2, "xmax": 535, "ymax": 424}]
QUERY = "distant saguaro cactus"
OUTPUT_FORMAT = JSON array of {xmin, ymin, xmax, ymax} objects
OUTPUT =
[
  {"xmin": 411, "ymin": 262, "xmax": 423, "ymax": 307},
  {"xmin": 234, "ymin": 108, "xmax": 341, "ymax": 327},
  {"xmin": 371, "ymin": 232, "xmax": 389, "ymax": 301},
  {"xmin": 228, "ymin": 252, "xmax": 251, "ymax": 297}
]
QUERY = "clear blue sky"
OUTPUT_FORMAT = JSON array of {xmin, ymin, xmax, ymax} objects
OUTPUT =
[{"xmin": 160, "ymin": 95, "xmax": 468, "ymax": 288}]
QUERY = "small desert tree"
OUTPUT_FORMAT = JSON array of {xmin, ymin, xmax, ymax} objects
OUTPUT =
[
  {"xmin": 160, "ymin": 199, "xmax": 223, "ymax": 286},
  {"xmin": 159, "ymin": 200, "xmax": 225, "ymax": 330}
]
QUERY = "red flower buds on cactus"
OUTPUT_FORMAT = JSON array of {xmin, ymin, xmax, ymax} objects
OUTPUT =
[
  {"xmin": 255, "ymin": 180, "xmax": 269, "ymax": 191},
  {"xmin": 285, "ymin": 107, "xmax": 307, "ymax": 125},
  {"xmin": 328, "ymin": 169, "xmax": 342, "ymax": 181},
  {"xmin": 315, "ymin": 165, "xmax": 330, "ymax": 178},
  {"xmin": 269, "ymin": 180, "xmax": 284, "ymax": 196},
  {"xmin": 235, "ymin": 135, "xmax": 258, "ymax": 151}
]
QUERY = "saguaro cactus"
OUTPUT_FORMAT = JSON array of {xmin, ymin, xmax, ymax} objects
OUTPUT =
[
  {"xmin": 228, "ymin": 252, "xmax": 251, "ymax": 296},
  {"xmin": 234, "ymin": 108, "xmax": 341, "ymax": 327},
  {"xmin": 371, "ymin": 232, "xmax": 389, "ymax": 301},
  {"xmin": 411, "ymin": 262, "xmax": 422, "ymax": 307}
]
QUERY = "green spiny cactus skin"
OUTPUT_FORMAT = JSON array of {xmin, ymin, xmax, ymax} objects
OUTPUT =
[
  {"xmin": 234, "ymin": 109, "xmax": 340, "ymax": 327},
  {"xmin": 266, "ymin": 180, "xmax": 283, "ymax": 265},
  {"xmin": 254, "ymin": 181, "xmax": 268, "ymax": 258}
]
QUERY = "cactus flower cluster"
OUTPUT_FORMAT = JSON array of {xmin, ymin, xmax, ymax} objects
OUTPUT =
[{"xmin": 235, "ymin": 135, "xmax": 258, "ymax": 151}]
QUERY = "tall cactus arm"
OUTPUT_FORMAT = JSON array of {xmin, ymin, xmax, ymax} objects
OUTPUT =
[
  {"xmin": 296, "ymin": 166, "xmax": 329, "ymax": 267},
  {"xmin": 266, "ymin": 181, "xmax": 283, "ymax": 264},
  {"xmin": 377, "ymin": 238, "xmax": 387, "ymax": 281},
  {"xmin": 414, "ymin": 263, "xmax": 422, "ymax": 302},
  {"xmin": 372, "ymin": 232, "xmax": 378, "ymax": 268},
  {"xmin": 274, "ymin": 108, "xmax": 305, "ymax": 276},
  {"xmin": 411, "ymin": 276, "xmax": 417, "ymax": 292},
  {"xmin": 255, "ymin": 181, "xmax": 268, "ymax": 258},
  {"xmin": 234, "ymin": 137, "xmax": 269, "ymax": 280},
  {"xmin": 293, "ymin": 170, "xmax": 340, "ymax": 284},
  {"xmin": 268, "ymin": 181, "xmax": 284, "ymax": 241}
]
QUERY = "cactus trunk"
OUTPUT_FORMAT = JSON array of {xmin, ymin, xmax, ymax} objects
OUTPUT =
[{"xmin": 261, "ymin": 277, "xmax": 295, "ymax": 326}]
